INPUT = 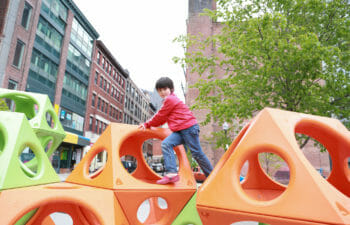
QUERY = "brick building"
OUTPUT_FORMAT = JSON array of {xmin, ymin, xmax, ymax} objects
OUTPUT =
[
  {"xmin": 0, "ymin": 0, "xmax": 98, "ymax": 173},
  {"xmin": 186, "ymin": 0, "xmax": 225, "ymax": 166},
  {"xmin": 186, "ymin": 0, "xmax": 333, "ymax": 176},
  {"xmin": 84, "ymin": 40, "xmax": 128, "ymax": 143}
]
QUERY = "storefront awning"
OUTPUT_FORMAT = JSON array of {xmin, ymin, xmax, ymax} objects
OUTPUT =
[{"xmin": 63, "ymin": 132, "xmax": 90, "ymax": 146}]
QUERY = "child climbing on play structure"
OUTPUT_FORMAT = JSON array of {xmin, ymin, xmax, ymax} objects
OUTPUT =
[{"xmin": 138, "ymin": 77, "xmax": 213, "ymax": 184}]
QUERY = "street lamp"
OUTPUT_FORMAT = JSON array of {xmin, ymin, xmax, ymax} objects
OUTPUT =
[{"xmin": 222, "ymin": 122, "xmax": 229, "ymax": 150}]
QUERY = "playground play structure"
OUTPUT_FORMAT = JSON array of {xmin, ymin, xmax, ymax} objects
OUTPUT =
[{"xmin": 0, "ymin": 88, "xmax": 349, "ymax": 225}]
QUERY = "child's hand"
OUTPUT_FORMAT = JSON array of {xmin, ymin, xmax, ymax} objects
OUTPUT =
[{"xmin": 138, "ymin": 124, "xmax": 146, "ymax": 130}]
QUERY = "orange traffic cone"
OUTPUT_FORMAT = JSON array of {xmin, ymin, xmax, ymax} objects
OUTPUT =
[{"xmin": 197, "ymin": 108, "xmax": 350, "ymax": 225}]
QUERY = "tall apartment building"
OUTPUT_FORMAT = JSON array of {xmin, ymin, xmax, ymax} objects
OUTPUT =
[{"xmin": 0, "ymin": 0, "xmax": 98, "ymax": 173}]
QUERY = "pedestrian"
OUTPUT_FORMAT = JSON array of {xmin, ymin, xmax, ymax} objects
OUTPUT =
[{"xmin": 138, "ymin": 77, "xmax": 213, "ymax": 184}]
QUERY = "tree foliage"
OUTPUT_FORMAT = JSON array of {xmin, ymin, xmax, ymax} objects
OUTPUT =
[
  {"xmin": 174, "ymin": 0, "xmax": 349, "ymax": 147},
  {"xmin": 0, "ymin": 99, "xmax": 9, "ymax": 111}
]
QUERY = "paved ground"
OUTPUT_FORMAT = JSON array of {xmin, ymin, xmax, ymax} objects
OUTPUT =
[{"xmin": 53, "ymin": 174, "xmax": 258, "ymax": 225}]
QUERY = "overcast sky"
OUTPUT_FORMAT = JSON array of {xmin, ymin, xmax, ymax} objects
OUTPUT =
[{"xmin": 73, "ymin": 0, "xmax": 188, "ymax": 100}]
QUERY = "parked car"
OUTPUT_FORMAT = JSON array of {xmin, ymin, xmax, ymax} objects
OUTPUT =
[
  {"xmin": 151, "ymin": 163, "xmax": 164, "ymax": 173},
  {"xmin": 193, "ymin": 167, "xmax": 206, "ymax": 183},
  {"xmin": 122, "ymin": 160, "xmax": 137, "ymax": 173}
]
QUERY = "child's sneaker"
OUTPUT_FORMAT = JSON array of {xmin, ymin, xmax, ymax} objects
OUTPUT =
[{"xmin": 156, "ymin": 174, "xmax": 180, "ymax": 184}]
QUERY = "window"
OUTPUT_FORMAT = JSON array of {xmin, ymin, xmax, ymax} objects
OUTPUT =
[
  {"xmin": 12, "ymin": 40, "xmax": 25, "ymax": 68},
  {"xmin": 89, "ymin": 116, "xmax": 93, "ymax": 131},
  {"xmin": 97, "ymin": 97, "xmax": 101, "ymax": 109},
  {"xmin": 21, "ymin": 2, "xmax": 32, "ymax": 30},
  {"xmin": 8, "ymin": 80, "xmax": 18, "ymax": 90},
  {"xmin": 101, "ymin": 100, "xmax": 105, "ymax": 112},
  {"xmin": 97, "ymin": 51, "xmax": 101, "ymax": 64},
  {"xmin": 95, "ymin": 119, "xmax": 98, "ymax": 133},
  {"xmin": 94, "ymin": 72, "xmax": 98, "ymax": 84},
  {"xmin": 92, "ymin": 93, "xmax": 96, "ymax": 107},
  {"xmin": 107, "ymin": 83, "xmax": 110, "ymax": 93},
  {"xmin": 99, "ymin": 121, "xmax": 102, "ymax": 134},
  {"xmin": 99, "ymin": 77, "xmax": 103, "ymax": 88},
  {"xmin": 105, "ymin": 103, "xmax": 108, "ymax": 114}
]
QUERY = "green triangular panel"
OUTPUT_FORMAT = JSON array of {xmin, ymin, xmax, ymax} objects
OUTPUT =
[
  {"xmin": 172, "ymin": 192, "xmax": 203, "ymax": 225},
  {"xmin": 0, "ymin": 88, "xmax": 66, "ymax": 169},
  {"xmin": 0, "ymin": 111, "xmax": 60, "ymax": 190}
]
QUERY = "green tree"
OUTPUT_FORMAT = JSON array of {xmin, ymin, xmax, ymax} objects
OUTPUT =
[
  {"xmin": 175, "ymin": 0, "xmax": 349, "ymax": 148},
  {"xmin": 0, "ymin": 98, "xmax": 9, "ymax": 111}
]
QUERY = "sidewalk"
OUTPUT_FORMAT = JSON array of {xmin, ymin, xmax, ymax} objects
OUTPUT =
[{"xmin": 58, "ymin": 173, "xmax": 70, "ymax": 182}]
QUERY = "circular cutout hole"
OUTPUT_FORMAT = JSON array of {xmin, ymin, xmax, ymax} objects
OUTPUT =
[
  {"xmin": 239, "ymin": 161, "xmax": 249, "ymax": 182},
  {"xmin": 46, "ymin": 111, "xmax": 56, "ymax": 129},
  {"xmin": 121, "ymin": 155, "xmax": 137, "ymax": 174},
  {"xmin": 50, "ymin": 212, "xmax": 73, "ymax": 225},
  {"xmin": 0, "ymin": 98, "xmax": 10, "ymax": 111},
  {"xmin": 157, "ymin": 197, "xmax": 168, "ymax": 209},
  {"xmin": 258, "ymin": 152, "xmax": 290, "ymax": 185},
  {"xmin": 137, "ymin": 199, "xmax": 150, "ymax": 223},
  {"xmin": 295, "ymin": 133, "xmax": 331, "ymax": 179},
  {"xmin": 240, "ymin": 151, "xmax": 288, "ymax": 201},
  {"xmin": 19, "ymin": 146, "xmax": 37, "ymax": 177},
  {"xmin": 89, "ymin": 150, "xmax": 108, "ymax": 178},
  {"xmin": 1, "ymin": 97, "xmax": 15, "ymax": 111},
  {"xmin": 137, "ymin": 197, "xmax": 168, "ymax": 223},
  {"xmin": 44, "ymin": 138, "xmax": 54, "ymax": 153},
  {"xmin": 142, "ymin": 138, "xmax": 164, "ymax": 175},
  {"xmin": 0, "ymin": 127, "xmax": 5, "ymax": 154}
]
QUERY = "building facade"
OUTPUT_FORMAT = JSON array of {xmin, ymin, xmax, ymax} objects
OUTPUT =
[
  {"xmin": 84, "ymin": 40, "xmax": 129, "ymax": 172},
  {"xmin": 0, "ymin": 0, "xmax": 98, "ymax": 173},
  {"xmin": 186, "ymin": 0, "xmax": 225, "ymax": 166}
]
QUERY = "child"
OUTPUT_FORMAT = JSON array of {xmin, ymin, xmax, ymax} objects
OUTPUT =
[{"xmin": 138, "ymin": 77, "xmax": 213, "ymax": 184}]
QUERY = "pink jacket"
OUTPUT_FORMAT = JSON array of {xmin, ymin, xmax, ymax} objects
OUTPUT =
[{"xmin": 144, "ymin": 93, "xmax": 197, "ymax": 132}]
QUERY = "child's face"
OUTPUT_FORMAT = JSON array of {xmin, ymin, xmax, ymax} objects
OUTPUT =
[{"xmin": 157, "ymin": 87, "xmax": 171, "ymax": 99}]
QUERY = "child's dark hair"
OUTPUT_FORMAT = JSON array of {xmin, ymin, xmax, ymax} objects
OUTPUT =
[{"xmin": 155, "ymin": 77, "xmax": 174, "ymax": 92}]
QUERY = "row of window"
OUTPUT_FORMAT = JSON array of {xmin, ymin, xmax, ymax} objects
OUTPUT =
[
  {"xmin": 126, "ymin": 81, "xmax": 148, "ymax": 110},
  {"xmin": 91, "ymin": 94, "xmax": 123, "ymax": 121},
  {"xmin": 67, "ymin": 44, "xmax": 91, "ymax": 80},
  {"xmin": 31, "ymin": 49, "xmax": 58, "ymax": 80},
  {"xmin": 41, "ymin": 0, "xmax": 67, "ymax": 31},
  {"xmin": 71, "ymin": 18, "xmax": 93, "ymax": 58},
  {"xmin": 36, "ymin": 16, "xmax": 63, "ymax": 54},
  {"xmin": 96, "ymin": 51, "xmax": 125, "ymax": 88},
  {"xmin": 63, "ymin": 72, "xmax": 88, "ymax": 101},
  {"xmin": 89, "ymin": 117, "xmax": 107, "ymax": 135},
  {"xmin": 94, "ymin": 72, "xmax": 124, "ymax": 104}
]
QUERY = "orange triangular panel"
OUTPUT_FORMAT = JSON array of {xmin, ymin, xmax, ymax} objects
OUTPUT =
[
  {"xmin": 116, "ymin": 189, "xmax": 195, "ymax": 225},
  {"xmin": 197, "ymin": 108, "xmax": 350, "ymax": 225},
  {"xmin": 66, "ymin": 124, "xmax": 196, "ymax": 190}
]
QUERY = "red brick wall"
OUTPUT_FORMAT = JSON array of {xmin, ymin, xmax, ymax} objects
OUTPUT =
[
  {"xmin": 4, "ymin": 0, "xmax": 41, "ymax": 90},
  {"xmin": 83, "ymin": 41, "xmax": 127, "ymax": 136},
  {"xmin": 0, "ymin": 0, "xmax": 9, "ymax": 35}
]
